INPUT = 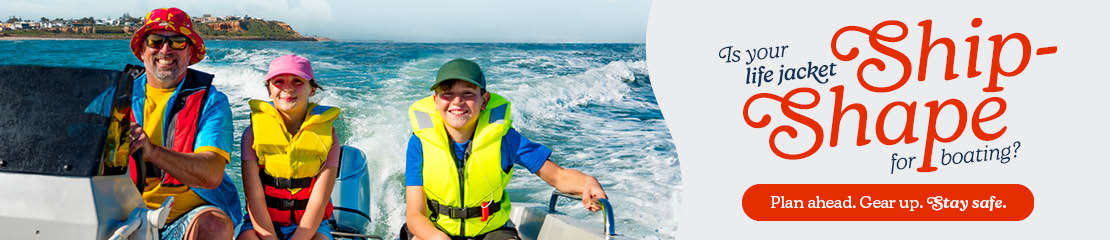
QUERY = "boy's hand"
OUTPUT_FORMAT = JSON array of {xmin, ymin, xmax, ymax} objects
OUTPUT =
[{"xmin": 581, "ymin": 177, "xmax": 608, "ymax": 212}]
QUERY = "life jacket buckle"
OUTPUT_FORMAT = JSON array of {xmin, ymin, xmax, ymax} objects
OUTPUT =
[
  {"xmin": 449, "ymin": 207, "xmax": 466, "ymax": 219},
  {"xmin": 274, "ymin": 177, "xmax": 292, "ymax": 188},
  {"xmin": 480, "ymin": 201, "xmax": 491, "ymax": 222},
  {"xmin": 279, "ymin": 199, "xmax": 296, "ymax": 210}
]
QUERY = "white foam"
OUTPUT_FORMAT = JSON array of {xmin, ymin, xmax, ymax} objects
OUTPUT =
[
  {"xmin": 333, "ymin": 58, "xmax": 438, "ymax": 237},
  {"xmin": 502, "ymin": 60, "xmax": 652, "ymax": 120},
  {"xmin": 490, "ymin": 58, "xmax": 680, "ymax": 239}
]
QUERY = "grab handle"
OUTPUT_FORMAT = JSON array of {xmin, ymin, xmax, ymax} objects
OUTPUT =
[{"xmin": 548, "ymin": 190, "xmax": 617, "ymax": 238}]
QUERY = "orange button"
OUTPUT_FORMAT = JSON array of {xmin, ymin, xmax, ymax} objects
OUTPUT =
[{"xmin": 742, "ymin": 184, "xmax": 1033, "ymax": 221}]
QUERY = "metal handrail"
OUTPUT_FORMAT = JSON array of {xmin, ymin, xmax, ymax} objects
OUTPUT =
[{"xmin": 547, "ymin": 190, "xmax": 617, "ymax": 238}]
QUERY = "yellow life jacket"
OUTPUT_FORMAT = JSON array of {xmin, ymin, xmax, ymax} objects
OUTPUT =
[
  {"xmin": 249, "ymin": 99, "xmax": 339, "ymax": 195},
  {"xmin": 408, "ymin": 93, "xmax": 513, "ymax": 237}
]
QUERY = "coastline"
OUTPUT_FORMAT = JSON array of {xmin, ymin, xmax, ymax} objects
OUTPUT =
[
  {"xmin": 0, "ymin": 36, "xmax": 96, "ymax": 41},
  {"xmin": 0, "ymin": 35, "xmax": 323, "ymax": 41}
]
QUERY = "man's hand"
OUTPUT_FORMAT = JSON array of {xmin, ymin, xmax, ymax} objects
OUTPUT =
[
  {"xmin": 128, "ymin": 122, "xmax": 151, "ymax": 156},
  {"xmin": 126, "ymin": 122, "xmax": 226, "ymax": 189}
]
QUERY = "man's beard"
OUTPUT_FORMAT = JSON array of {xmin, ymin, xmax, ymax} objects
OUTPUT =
[
  {"xmin": 150, "ymin": 68, "xmax": 178, "ymax": 82},
  {"xmin": 149, "ymin": 54, "xmax": 183, "ymax": 82}
]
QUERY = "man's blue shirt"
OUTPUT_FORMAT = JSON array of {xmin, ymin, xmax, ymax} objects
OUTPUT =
[{"xmin": 405, "ymin": 128, "xmax": 551, "ymax": 186}]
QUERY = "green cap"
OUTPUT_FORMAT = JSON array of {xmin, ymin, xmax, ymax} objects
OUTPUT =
[{"xmin": 431, "ymin": 59, "xmax": 486, "ymax": 91}]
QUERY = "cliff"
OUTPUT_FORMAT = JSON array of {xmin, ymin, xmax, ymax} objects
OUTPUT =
[
  {"xmin": 203, "ymin": 20, "xmax": 247, "ymax": 33},
  {"xmin": 194, "ymin": 19, "xmax": 312, "ymax": 41}
]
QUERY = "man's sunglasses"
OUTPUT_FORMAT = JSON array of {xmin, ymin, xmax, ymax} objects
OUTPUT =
[{"xmin": 145, "ymin": 34, "xmax": 190, "ymax": 50}]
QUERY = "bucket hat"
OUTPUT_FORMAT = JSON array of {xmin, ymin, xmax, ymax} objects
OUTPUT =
[{"xmin": 129, "ymin": 7, "xmax": 205, "ymax": 65}]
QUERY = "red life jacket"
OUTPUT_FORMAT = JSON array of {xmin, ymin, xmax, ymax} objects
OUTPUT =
[
  {"xmin": 128, "ymin": 69, "xmax": 212, "ymax": 187},
  {"xmin": 258, "ymin": 171, "xmax": 334, "ymax": 226}
]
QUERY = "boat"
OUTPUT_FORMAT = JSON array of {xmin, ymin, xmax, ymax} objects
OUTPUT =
[{"xmin": 0, "ymin": 65, "xmax": 621, "ymax": 240}]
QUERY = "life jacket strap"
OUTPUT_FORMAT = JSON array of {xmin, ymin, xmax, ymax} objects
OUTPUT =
[
  {"xmin": 259, "ymin": 171, "xmax": 314, "ymax": 189},
  {"xmin": 426, "ymin": 199, "xmax": 501, "ymax": 220},
  {"xmin": 265, "ymin": 195, "xmax": 309, "ymax": 210}
]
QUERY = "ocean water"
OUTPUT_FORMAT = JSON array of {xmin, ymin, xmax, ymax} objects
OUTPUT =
[{"xmin": 0, "ymin": 40, "xmax": 681, "ymax": 239}]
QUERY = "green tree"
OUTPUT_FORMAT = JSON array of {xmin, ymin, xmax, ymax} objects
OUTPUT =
[
  {"xmin": 40, "ymin": 17, "xmax": 49, "ymax": 23},
  {"xmin": 6, "ymin": 16, "xmax": 21, "ymax": 23}
]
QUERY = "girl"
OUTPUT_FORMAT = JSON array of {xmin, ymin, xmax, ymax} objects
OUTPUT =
[{"xmin": 238, "ymin": 54, "xmax": 340, "ymax": 240}]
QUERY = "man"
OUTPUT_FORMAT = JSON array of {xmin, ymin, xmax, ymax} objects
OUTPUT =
[
  {"xmin": 403, "ymin": 59, "xmax": 608, "ymax": 240},
  {"xmin": 126, "ymin": 7, "xmax": 241, "ymax": 239}
]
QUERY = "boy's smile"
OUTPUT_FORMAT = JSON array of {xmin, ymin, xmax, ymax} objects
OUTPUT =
[{"xmin": 434, "ymin": 80, "xmax": 489, "ymax": 139}]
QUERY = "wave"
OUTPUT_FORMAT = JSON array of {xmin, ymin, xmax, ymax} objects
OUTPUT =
[{"xmin": 504, "ymin": 60, "xmax": 651, "ymax": 120}]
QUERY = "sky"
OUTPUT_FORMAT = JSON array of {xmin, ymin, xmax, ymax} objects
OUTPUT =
[{"xmin": 1, "ymin": 0, "xmax": 651, "ymax": 43}]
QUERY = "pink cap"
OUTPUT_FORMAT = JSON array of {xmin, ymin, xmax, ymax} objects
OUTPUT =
[{"xmin": 265, "ymin": 54, "xmax": 314, "ymax": 81}]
